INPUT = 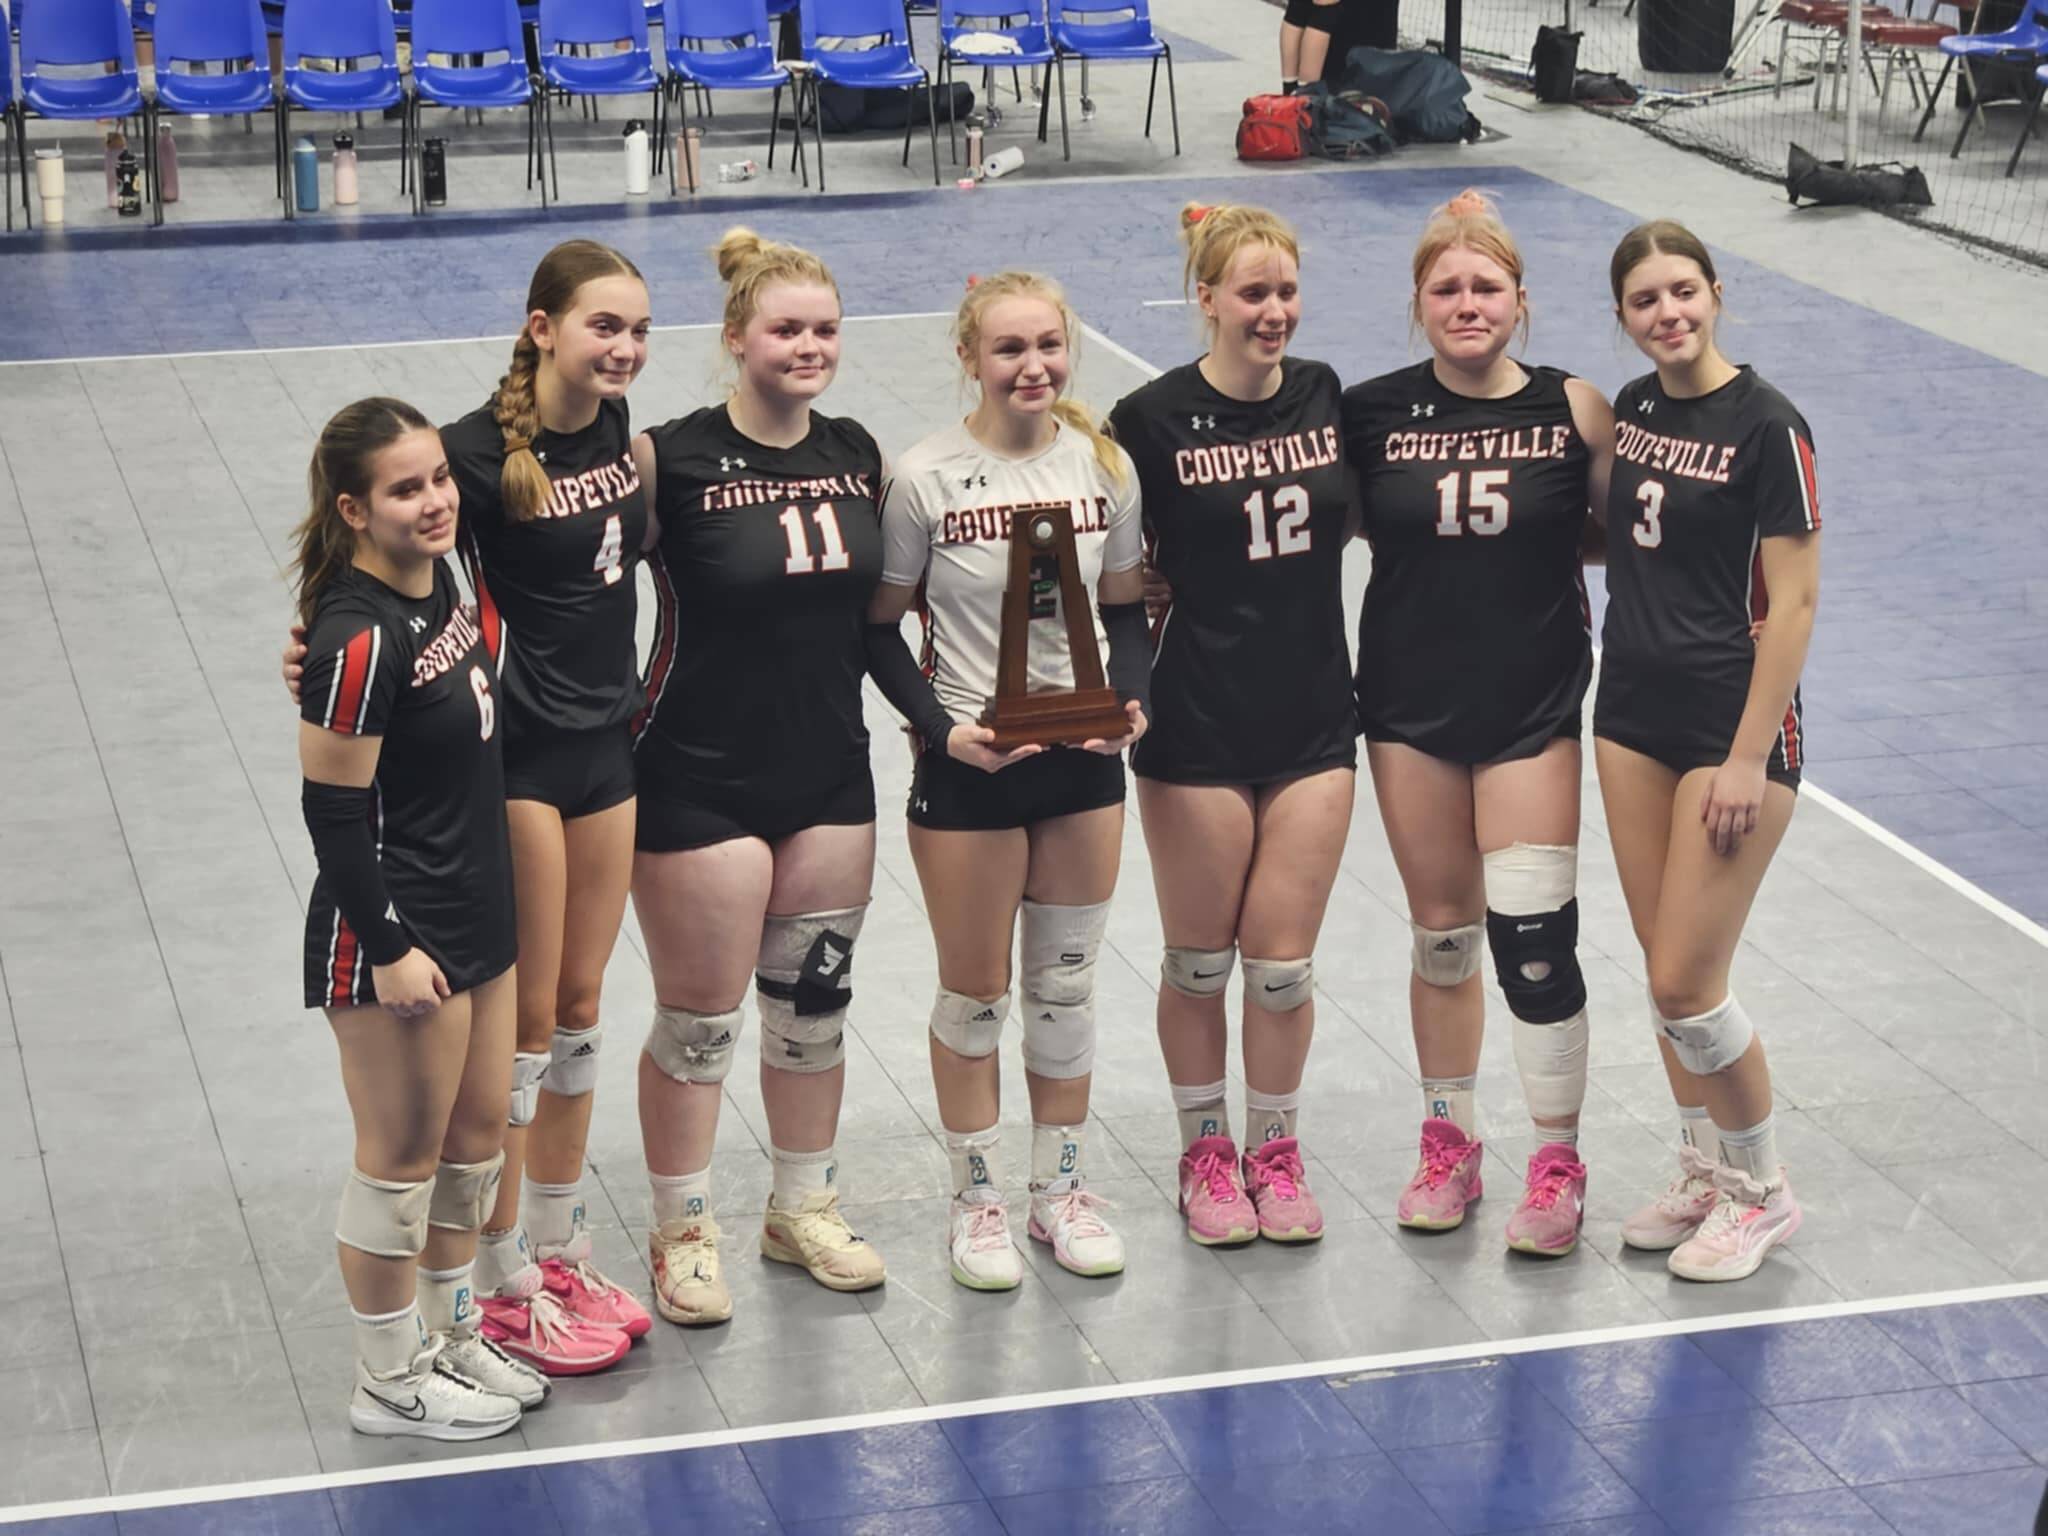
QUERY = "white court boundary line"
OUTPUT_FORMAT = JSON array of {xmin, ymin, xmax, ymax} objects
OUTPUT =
[
  {"xmin": 4, "ymin": 1276, "xmax": 2046, "ymax": 1527},
  {"xmin": 3, "ymin": 321, "xmax": 2045, "ymax": 1530}
]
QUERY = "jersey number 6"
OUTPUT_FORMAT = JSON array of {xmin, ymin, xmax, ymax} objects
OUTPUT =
[
  {"xmin": 780, "ymin": 503, "xmax": 852, "ymax": 576},
  {"xmin": 1244, "ymin": 485, "xmax": 1311, "ymax": 561},
  {"xmin": 469, "ymin": 665, "xmax": 496, "ymax": 742}
]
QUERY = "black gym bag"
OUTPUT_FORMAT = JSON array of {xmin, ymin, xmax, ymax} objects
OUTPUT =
[{"xmin": 1785, "ymin": 141, "xmax": 1933, "ymax": 208}]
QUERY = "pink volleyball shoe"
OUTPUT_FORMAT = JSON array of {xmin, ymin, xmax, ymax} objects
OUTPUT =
[
  {"xmin": 1241, "ymin": 1136, "xmax": 1325, "ymax": 1243},
  {"xmin": 1504, "ymin": 1143, "xmax": 1588, "ymax": 1256},
  {"xmin": 1396, "ymin": 1118, "xmax": 1485, "ymax": 1231},
  {"xmin": 1667, "ymin": 1166, "xmax": 1802, "ymax": 1283},
  {"xmin": 1177, "ymin": 1134, "xmax": 1257, "ymax": 1246},
  {"xmin": 537, "ymin": 1232, "xmax": 653, "ymax": 1340}
]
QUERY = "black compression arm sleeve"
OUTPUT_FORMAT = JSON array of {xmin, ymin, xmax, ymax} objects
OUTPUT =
[
  {"xmin": 301, "ymin": 780, "xmax": 412, "ymax": 967},
  {"xmin": 862, "ymin": 622, "xmax": 956, "ymax": 755},
  {"xmin": 1099, "ymin": 600, "xmax": 1153, "ymax": 719}
]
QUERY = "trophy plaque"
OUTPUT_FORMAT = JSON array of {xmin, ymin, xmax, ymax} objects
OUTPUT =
[{"xmin": 978, "ymin": 502, "xmax": 1130, "ymax": 750}]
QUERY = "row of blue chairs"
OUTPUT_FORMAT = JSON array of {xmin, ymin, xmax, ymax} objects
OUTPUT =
[{"xmin": 1905, "ymin": 0, "xmax": 2048, "ymax": 176}]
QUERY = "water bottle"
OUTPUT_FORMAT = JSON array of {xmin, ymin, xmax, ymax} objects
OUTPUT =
[
  {"xmin": 423, "ymin": 139, "xmax": 448, "ymax": 207},
  {"xmin": 333, "ymin": 132, "xmax": 358, "ymax": 206},
  {"xmin": 622, "ymin": 120, "xmax": 651, "ymax": 195},
  {"xmin": 292, "ymin": 136, "xmax": 320, "ymax": 212},
  {"xmin": 716, "ymin": 159, "xmax": 759, "ymax": 183},
  {"xmin": 965, "ymin": 111, "xmax": 985, "ymax": 176},
  {"xmin": 156, "ymin": 123, "xmax": 180, "ymax": 204},
  {"xmin": 35, "ymin": 147, "xmax": 65, "ymax": 226},
  {"xmin": 115, "ymin": 149, "xmax": 142, "ymax": 217},
  {"xmin": 1080, "ymin": 95, "xmax": 1097, "ymax": 123},
  {"xmin": 979, "ymin": 145, "xmax": 1024, "ymax": 179},
  {"xmin": 675, "ymin": 126, "xmax": 703, "ymax": 193},
  {"xmin": 104, "ymin": 130, "xmax": 127, "ymax": 209}
]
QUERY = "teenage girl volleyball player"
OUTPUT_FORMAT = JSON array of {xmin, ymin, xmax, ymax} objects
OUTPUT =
[
  {"xmin": 630, "ymin": 230, "xmax": 887, "ymax": 1325},
  {"xmin": 1341, "ymin": 191, "xmax": 1616, "ymax": 1256},
  {"xmin": 294, "ymin": 398, "xmax": 545, "ymax": 1439},
  {"xmin": 864, "ymin": 272, "xmax": 1150, "ymax": 1291},
  {"xmin": 1596, "ymin": 220, "xmax": 1820, "ymax": 1282},
  {"xmin": 1110, "ymin": 204, "xmax": 1357, "ymax": 1247}
]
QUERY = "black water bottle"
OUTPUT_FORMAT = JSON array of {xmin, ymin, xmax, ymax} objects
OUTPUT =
[
  {"xmin": 115, "ymin": 148, "xmax": 142, "ymax": 217},
  {"xmin": 422, "ymin": 138, "xmax": 448, "ymax": 207}
]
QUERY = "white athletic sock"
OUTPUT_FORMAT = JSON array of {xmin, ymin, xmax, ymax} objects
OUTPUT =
[
  {"xmin": 770, "ymin": 1145, "xmax": 837, "ymax": 1207},
  {"xmin": 1029, "ymin": 1123, "xmax": 1085, "ymax": 1193},
  {"xmin": 418, "ymin": 1262, "xmax": 479, "ymax": 1338},
  {"xmin": 1243, "ymin": 1086, "xmax": 1300, "ymax": 1146},
  {"xmin": 1171, "ymin": 1079, "xmax": 1230, "ymax": 1148},
  {"xmin": 944, "ymin": 1125, "xmax": 1001, "ymax": 1198},
  {"xmin": 473, "ymin": 1225, "xmax": 532, "ymax": 1295},
  {"xmin": 649, "ymin": 1167, "xmax": 712, "ymax": 1230},
  {"xmin": 1678, "ymin": 1103, "xmax": 1722, "ymax": 1163},
  {"xmin": 1717, "ymin": 1114, "xmax": 1781, "ymax": 1184},
  {"xmin": 1422, "ymin": 1074, "xmax": 1478, "ymax": 1135},
  {"xmin": 352, "ymin": 1300, "xmax": 425, "ymax": 1379},
  {"xmin": 523, "ymin": 1178, "xmax": 584, "ymax": 1254},
  {"xmin": 1535, "ymin": 1122, "xmax": 1580, "ymax": 1149}
]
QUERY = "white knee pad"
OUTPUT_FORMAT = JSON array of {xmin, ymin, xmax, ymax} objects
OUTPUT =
[
  {"xmin": 335, "ymin": 1167, "xmax": 433, "ymax": 1259},
  {"xmin": 1242, "ymin": 955, "xmax": 1314, "ymax": 1013},
  {"xmin": 546, "ymin": 1024, "xmax": 604, "ymax": 1099},
  {"xmin": 647, "ymin": 1003, "xmax": 745, "ymax": 1085},
  {"xmin": 1020, "ymin": 900, "xmax": 1108, "ymax": 1080},
  {"xmin": 1512, "ymin": 1013, "xmax": 1590, "ymax": 1119},
  {"xmin": 758, "ymin": 906, "xmax": 865, "ymax": 1075},
  {"xmin": 428, "ymin": 1151, "xmax": 505, "ymax": 1232},
  {"xmin": 1162, "ymin": 944, "xmax": 1236, "ymax": 997},
  {"xmin": 1656, "ymin": 994, "xmax": 1755, "ymax": 1076},
  {"xmin": 508, "ymin": 1050, "xmax": 550, "ymax": 1127},
  {"xmin": 1412, "ymin": 921, "xmax": 1483, "ymax": 987},
  {"xmin": 930, "ymin": 987, "xmax": 1010, "ymax": 1060}
]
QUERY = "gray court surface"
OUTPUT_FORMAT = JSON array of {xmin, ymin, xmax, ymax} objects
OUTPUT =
[{"xmin": 3, "ymin": 316, "xmax": 2046, "ymax": 1506}]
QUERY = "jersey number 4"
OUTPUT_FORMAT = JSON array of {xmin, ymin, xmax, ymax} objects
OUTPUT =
[
  {"xmin": 1243, "ymin": 486, "xmax": 1311, "ymax": 561},
  {"xmin": 780, "ymin": 503, "xmax": 852, "ymax": 576},
  {"xmin": 1433, "ymin": 470, "xmax": 1511, "ymax": 537},
  {"xmin": 1632, "ymin": 480, "xmax": 1666, "ymax": 549},
  {"xmin": 593, "ymin": 513, "xmax": 625, "ymax": 586}
]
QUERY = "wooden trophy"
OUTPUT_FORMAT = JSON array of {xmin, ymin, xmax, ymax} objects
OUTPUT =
[{"xmin": 979, "ymin": 501, "xmax": 1130, "ymax": 750}]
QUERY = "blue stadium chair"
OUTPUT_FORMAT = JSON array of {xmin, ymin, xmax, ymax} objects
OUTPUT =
[
  {"xmin": 280, "ymin": 0, "xmax": 407, "ymax": 219},
  {"xmin": 1911, "ymin": 0, "xmax": 2048, "ymax": 159},
  {"xmin": 938, "ymin": 0, "xmax": 1059, "ymax": 161},
  {"xmin": 410, "ymin": 0, "xmax": 544, "ymax": 212},
  {"xmin": 1042, "ymin": 0, "xmax": 1176, "ymax": 160},
  {"xmin": 535, "ymin": 0, "xmax": 662, "ymax": 201},
  {"xmin": 2008, "ymin": 60, "xmax": 2048, "ymax": 173},
  {"xmin": 147, "ymin": 0, "xmax": 276, "ymax": 226},
  {"xmin": 0, "ymin": 9, "xmax": 23, "ymax": 230},
  {"xmin": 798, "ymin": 0, "xmax": 941, "ymax": 192},
  {"xmin": 657, "ymin": 0, "xmax": 793, "ymax": 180},
  {"xmin": 20, "ymin": 0, "xmax": 154, "ymax": 211}
]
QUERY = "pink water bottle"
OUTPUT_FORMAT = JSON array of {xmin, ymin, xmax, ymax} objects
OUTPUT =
[
  {"xmin": 156, "ymin": 123, "xmax": 181, "ymax": 204},
  {"xmin": 333, "ymin": 132, "xmax": 359, "ymax": 206}
]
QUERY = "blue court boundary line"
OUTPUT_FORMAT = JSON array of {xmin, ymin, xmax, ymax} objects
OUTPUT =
[{"xmin": 4, "ymin": 1277, "xmax": 2046, "ymax": 1528}]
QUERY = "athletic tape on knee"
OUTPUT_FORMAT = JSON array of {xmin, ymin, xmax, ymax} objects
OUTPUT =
[
  {"xmin": 1242, "ymin": 955, "xmax": 1314, "ymax": 1013},
  {"xmin": 1020, "ymin": 900, "xmax": 1108, "ymax": 1079},
  {"xmin": 1162, "ymin": 944, "xmax": 1236, "ymax": 997},
  {"xmin": 647, "ymin": 1003, "xmax": 745, "ymax": 1085},
  {"xmin": 508, "ymin": 1050, "xmax": 550, "ymax": 1127},
  {"xmin": 1512, "ymin": 1013, "xmax": 1589, "ymax": 1120},
  {"xmin": 931, "ymin": 987, "xmax": 1010, "ymax": 1060},
  {"xmin": 428, "ymin": 1151, "xmax": 505, "ymax": 1232},
  {"xmin": 545, "ymin": 1024, "xmax": 603, "ymax": 1098},
  {"xmin": 757, "ymin": 906, "xmax": 866, "ymax": 1074},
  {"xmin": 335, "ymin": 1167, "xmax": 433, "ymax": 1259},
  {"xmin": 1483, "ymin": 843, "xmax": 1578, "ymax": 915},
  {"xmin": 1411, "ymin": 922, "xmax": 1483, "ymax": 987},
  {"xmin": 1654, "ymin": 994, "xmax": 1755, "ymax": 1077}
]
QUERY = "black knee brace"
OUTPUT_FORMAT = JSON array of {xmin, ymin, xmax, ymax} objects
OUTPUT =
[{"xmin": 1484, "ymin": 900, "xmax": 1588, "ymax": 1024}]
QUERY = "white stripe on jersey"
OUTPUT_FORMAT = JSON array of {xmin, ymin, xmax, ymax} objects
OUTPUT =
[
  {"xmin": 1788, "ymin": 426, "xmax": 1818, "ymax": 530},
  {"xmin": 322, "ymin": 646, "xmax": 345, "ymax": 730},
  {"xmin": 325, "ymin": 906, "xmax": 342, "ymax": 1004}
]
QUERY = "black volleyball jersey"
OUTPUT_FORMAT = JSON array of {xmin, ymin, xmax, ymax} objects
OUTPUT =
[
  {"xmin": 299, "ymin": 562, "xmax": 516, "ymax": 981},
  {"xmin": 637, "ymin": 405, "xmax": 885, "ymax": 799},
  {"xmin": 1109, "ymin": 357, "xmax": 1356, "ymax": 785},
  {"xmin": 444, "ymin": 395, "xmax": 646, "ymax": 733},
  {"xmin": 1598, "ymin": 366, "xmax": 1819, "ymax": 703},
  {"xmin": 1343, "ymin": 361, "xmax": 1593, "ymax": 764}
]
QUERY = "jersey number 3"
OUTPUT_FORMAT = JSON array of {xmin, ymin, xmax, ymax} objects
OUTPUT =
[
  {"xmin": 1632, "ymin": 480, "xmax": 1666, "ymax": 550},
  {"xmin": 1244, "ymin": 486, "xmax": 1311, "ymax": 561},
  {"xmin": 780, "ymin": 503, "xmax": 852, "ymax": 576}
]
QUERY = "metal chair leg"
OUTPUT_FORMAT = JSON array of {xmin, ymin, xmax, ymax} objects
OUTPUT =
[
  {"xmin": 2007, "ymin": 74, "xmax": 2046, "ymax": 175},
  {"xmin": 768, "ymin": 80, "xmax": 781, "ymax": 170},
  {"xmin": 1056, "ymin": 51, "xmax": 1069, "ymax": 159},
  {"xmin": 1037, "ymin": 53, "xmax": 1053, "ymax": 142},
  {"xmin": 547, "ymin": 89, "xmax": 561, "ymax": 199},
  {"xmin": 946, "ymin": 53, "xmax": 958, "ymax": 162},
  {"xmin": 811, "ymin": 76, "xmax": 826, "ymax": 190},
  {"xmin": 926, "ymin": 69, "xmax": 940, "ymax": 183},
  {"xmin": 1164, "ymin": 45, "xmax": 1177, "ymax": 153},
  {"xmin": 1913, "ymin": 52, "xmax": 1952, "ymax": 139},
  {"xmin": 1145, "ymin": 54, "xmax": 1158, "ymax": 137},
  {"xmin": 1949, "ymin": 57, "xmax": 1979, "ymax": 155}
]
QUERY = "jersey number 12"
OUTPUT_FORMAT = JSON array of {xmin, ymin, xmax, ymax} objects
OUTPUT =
[
  {"xmin": 1243, "ymin": 486, "xmax": 1311, "ymax": 561},
  {"xmin": 780, "ymin": 503, "xmax": 852, "ymax": 576}
]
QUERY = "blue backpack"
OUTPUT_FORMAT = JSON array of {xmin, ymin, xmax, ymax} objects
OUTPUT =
[
  {"xmin": 1297, "ymin": 82, "xmax": 1395, "ymax": 160},
  {"xmin": 1334, "ymin": 47, "xmax": 1482, "ymax": 144}
]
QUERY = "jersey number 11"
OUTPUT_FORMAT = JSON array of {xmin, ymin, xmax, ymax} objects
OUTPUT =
[{"xmin": 780, "ymin": 503, "xmax": 852, "ymax": 576}]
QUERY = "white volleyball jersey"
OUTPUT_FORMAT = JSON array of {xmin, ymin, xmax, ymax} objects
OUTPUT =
[{"xmin": 882, "ymin": 419, "xmax": 1143, "ymax": 723}]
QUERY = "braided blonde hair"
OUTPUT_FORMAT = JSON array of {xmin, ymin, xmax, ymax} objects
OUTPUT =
[{"xmin": 954, "ymin": 271, "xmax": 1125, "ymax": 489}]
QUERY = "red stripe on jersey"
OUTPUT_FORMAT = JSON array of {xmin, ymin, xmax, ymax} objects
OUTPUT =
[
  {"xmin": 1779, "ymin": 701, "xmax": 1803, "ymax": 771},
  {"xmin": 474, "ymin": 570, "xmax": 504, "ymax": 665},
  {"xmin": 914, "ymin": 577, "xmax": 937, "ymax": 684},
  {"xmin": 329, "ymin": 914, "xmax": 361, "ymax": 1007},
  {"xmin": 632, "ymin": 550, "xmax": 681, "ymax": 741},
  {"xmin": 1793, "ymin": 431, "xmax": 1821, "ymax": 530},
  {"xmin": 331, "ymin": 628, "xmax": 378, "ymax": 735}
]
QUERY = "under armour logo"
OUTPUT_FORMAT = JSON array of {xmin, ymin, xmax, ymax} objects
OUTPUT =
[
  {"xmin": 962, "ymin": 472, "xmax": 988, "ymax": 489},
  {"xmin": 1411, "ymin": 403, "xmax": 1436, "ymax": 418},
  {"xmin": 409, "ymin": 615, "xmax": 429, "ymax": 634},
  {"xmin": 1638, "ymin": 399, "xmax": 1655, "ymax": 415},
  {"xmin": 1191, "ymin": 414, "xmax": 1215, "ymax": 431},
  {"xmin": 383, "ymin": 901, "xmax": 399, "ymax": 923},
  {"xmin": 720, "ymin": 455, "xmax": 749, "ymax": 472}
]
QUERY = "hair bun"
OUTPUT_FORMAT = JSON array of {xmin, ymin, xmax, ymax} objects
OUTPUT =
[
  {"xmin": 714, "ymin": 226, "xmax": 767, "ymax": 283},
  {"xmin": 1444, "ymin": 188, "xmax": 1494, "ymax": 219}
]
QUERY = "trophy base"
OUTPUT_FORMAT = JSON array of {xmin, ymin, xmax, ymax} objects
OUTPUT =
[{"xmin": 979, "ymin": 688, "xmax": 1128, "ymax": 751}]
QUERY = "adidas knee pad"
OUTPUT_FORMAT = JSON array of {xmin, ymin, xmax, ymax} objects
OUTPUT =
[
  {"xmin": 1161, "ymin": 944, "xmax": 1236, "ymax": 997},
  {"xmin": 335, "ymin": 1167, "xmax": 433, "ymax": 1259},
  {"xmin": 545, "ymin": 1024, "xmax": 604, "ymax": 1098},
  {"xmin": 508, "ymin": 1050, "xmax": 550, "ymax": 1127},
  {"xmin": 427, "ymin": 1150, "xmax": 505, "ymax": 1233},
  {"xmin": 930, "ymin": 987, "xmax": 1010, "ymax": 1060},
  {"xmin": 1242, "ymin": 955, "xmax": 1314, "ymax": 1013},
  {"xmin": 1411, "ymin": 921, "xmax": 1483, "ymax": 987},
  {"xmin": 1483, "ymin": 843, "xmax": 1588, "ymax": 1024},
  {"xmin": 1655, "ymin": 994, "xmax": 1755, "ymax": 1077},
  {"xmin": 1020, "ymin": 900, "xmax": 1108, "ymax": 1079},
  {"xmin": 757, "ymin": 906, "xmax": 865, "ymax": 1075},
  {"xmin": 647, "ymin": 1003, "xmax": 745, "ymax": 1085}
]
